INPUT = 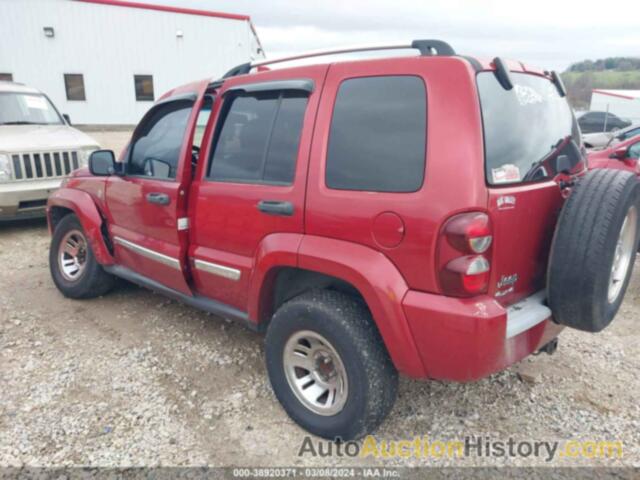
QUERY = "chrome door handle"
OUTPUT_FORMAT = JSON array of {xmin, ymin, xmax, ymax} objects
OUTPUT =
[
  {"xmin": 257, "ymin": 200, "xmax": 294, "ymax": 216},
  {"xmin": 146, "ymin": 192, "xmax": 170, "ymax": 205}
]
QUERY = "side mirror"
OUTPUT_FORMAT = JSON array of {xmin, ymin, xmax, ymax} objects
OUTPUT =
[
  {"xmin": 89, "ymin": 150, "xmax": 117, "ymax": 176},
  {"xmin": 62, "ymin": 113, "xmax": 71, "ymax": 125},
  {"xmin": 609, "ymin": 146, "xmax": 628, "ymax": 160}
]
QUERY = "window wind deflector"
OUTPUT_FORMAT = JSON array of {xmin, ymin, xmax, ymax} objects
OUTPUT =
[
  {"xmin": 492, "ymin": 57, "xmax": 514, "ymax": 91},
  {"xmin": 226, "ymin": 79, "xmax": 314, "ymax": 95},
  {"xmin": 208, "ymin": 80, "xmax": 224, "ymax": 90},
  {"xmin": 154, "ymin": 92, "xmax": 197, "ymax": 107}
]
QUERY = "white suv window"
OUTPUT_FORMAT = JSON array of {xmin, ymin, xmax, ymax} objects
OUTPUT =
[{"xmin": 0, "ymin": 92, "xmax": 63, "ymax": 125}]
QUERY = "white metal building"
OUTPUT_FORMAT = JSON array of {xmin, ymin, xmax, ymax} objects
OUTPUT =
[
  {"xmin": 590, "ymin": 89, "xmax": 640, "ymax": 124},
  {"xmin": 0, "ymin": 0, "xmax": 264, "ymax": 125}
]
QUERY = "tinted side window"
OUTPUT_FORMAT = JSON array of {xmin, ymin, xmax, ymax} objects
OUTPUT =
[
  {"xmin": 193, "ymin": 94, "xmax": 214, "ymax": 148},
  {"xmin": 128, "ymin": 100, "xmax": 192, "ymax": 179},
  {"xmin": 325, "ymin": 76, "xmax": 426, "ymax": 192},
  {"xmin": 581, "ymin": 112, "xmax": 606, "ymax": 123},
  {"xmin": 263, "ymin": 94, "xmax": 307, "ymax": 184},
  {"xmin": 628, "ymin": 142, "xmax": 640, "ymax": 159},
  {"xmin": 208, "ymin": 91, "xmax": 307, "ymax": 185}
]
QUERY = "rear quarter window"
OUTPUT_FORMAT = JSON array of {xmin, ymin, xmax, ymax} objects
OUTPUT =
[{"xmin": 325, "ymin": 76, "xmax": 427, "ymax": 192}]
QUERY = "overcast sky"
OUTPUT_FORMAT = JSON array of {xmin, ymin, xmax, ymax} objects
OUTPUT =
[{"xmin": 144, "ymin": 0, "xmax": 640, "ymax": 71}]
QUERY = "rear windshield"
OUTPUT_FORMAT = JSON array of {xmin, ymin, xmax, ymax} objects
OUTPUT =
[{"xmin": 478, "ymin": 72, "xmax": 583, "ymax": 186}]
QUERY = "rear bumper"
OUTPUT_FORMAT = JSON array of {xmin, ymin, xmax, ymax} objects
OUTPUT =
[
  {"xmin": 402, "ymin": 290, "xmax": 564, "ymax": 382},
  {"xmin": 0, "ymin": 179, "xmax": 61, "ymax": 220}
]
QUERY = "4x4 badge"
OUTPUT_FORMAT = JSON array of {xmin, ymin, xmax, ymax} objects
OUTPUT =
[{"xmin": 497, "ymin": 195, "xmax": 516, "ymax": 210}]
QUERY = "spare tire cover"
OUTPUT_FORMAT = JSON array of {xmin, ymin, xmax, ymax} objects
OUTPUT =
[{"xmin": 548, "ymin": 169, "xmax": 640, "ymax": 332}]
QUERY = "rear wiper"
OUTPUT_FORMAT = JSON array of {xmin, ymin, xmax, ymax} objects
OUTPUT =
[
  {"xmin": 522, "ymin": 137, "xmax": 572, "ymax": 182},
  {"xmin": 0, "ymin": 121, "xmax": 43, "ymax": 125}
]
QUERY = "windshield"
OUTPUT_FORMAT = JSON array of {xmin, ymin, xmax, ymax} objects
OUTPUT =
[
  {"xmin": 478, "ymin": 72, "xmax": 583, "ymax": 186},
  {"xmin": 0, "ymin": 92, "xmax": 63, "ymax": 125}
]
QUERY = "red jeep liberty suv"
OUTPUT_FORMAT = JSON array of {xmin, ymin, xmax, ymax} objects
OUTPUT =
[{"xmin": 47, "ymin": 40, "xmax": 640, "ymax": 440}]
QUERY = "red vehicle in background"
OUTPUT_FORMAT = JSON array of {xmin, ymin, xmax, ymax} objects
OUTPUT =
[{"xmin": 588, "ymin": 135, "xmax": 640, "ymax": 176}]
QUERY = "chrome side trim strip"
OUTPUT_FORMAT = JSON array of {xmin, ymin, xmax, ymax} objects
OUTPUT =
[
  {"xmin": 113, "ymin": 236, "xmax": 181, "ymax": 270},
  {"xmin": 505, "ymin": 290, "xmax": 551, "ymax": 339},
  {"xmin": 193, "ymin": 259, "xmax": 241, "ymax": 281}
]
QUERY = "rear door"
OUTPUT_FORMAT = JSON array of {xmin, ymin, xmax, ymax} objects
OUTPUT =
[
  {"xmin": 188, "ymin": 66, "xmax": 326, "ymax": 311},
  {"xmin": 478, "ymin": 71, "xmax": 585, "ymax": 305},
  {"xmin": 104, "ymin": 83, "xmax": 208, "ymax": 294}
]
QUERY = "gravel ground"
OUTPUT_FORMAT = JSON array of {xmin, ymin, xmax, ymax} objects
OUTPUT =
[
  {"xmin": 1, "ymin": 222, "xmax": 639, "ymax": 469},
  {"xmin": 0, "ymin": 131, "xmax": 638, "ymax": 469}
]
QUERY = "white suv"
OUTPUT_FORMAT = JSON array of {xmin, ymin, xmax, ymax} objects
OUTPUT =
[{"xmin": 0, "ymin": 81, "xmax": 100, "ymax": 220}]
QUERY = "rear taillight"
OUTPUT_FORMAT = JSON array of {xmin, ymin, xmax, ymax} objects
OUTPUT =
[
  {"xmin": 442, "ymin": 212, "xmax": 492, "ymax": 253},
  {"xmin": 438, "ymin": 212, "xmax": 493, "ymax": 297}
]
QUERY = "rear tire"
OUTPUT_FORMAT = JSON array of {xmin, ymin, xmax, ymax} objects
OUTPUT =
[
  {"xmin": 265, "ymin": 289, "xmax": 398, "ymax": 440},
  {"xmin": 49, "ymin": 214, "xmax": 115, "ymax": 299},
  {"xmin": 548, "ymin": 169, "xmax": 640, "ymax": 332}
]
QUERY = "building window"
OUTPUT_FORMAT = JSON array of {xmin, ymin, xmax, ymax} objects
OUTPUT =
[
  {"xmin": 134, "ymin": 75, "xmax": 155, "ymax": 101},
  {"xmin": 64, "ymin": 74, "xmax": 86, "ymax": 101},
  {"xmin": 0, "ymin": 73, "xmax": 13, "ymax": 82}
]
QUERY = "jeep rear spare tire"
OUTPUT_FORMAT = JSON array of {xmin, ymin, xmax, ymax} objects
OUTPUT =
[{"xmin": 548, "ymin": 169, "xmax": 640, "ymax": 332}]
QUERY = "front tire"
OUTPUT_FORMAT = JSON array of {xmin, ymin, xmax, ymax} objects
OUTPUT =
[
  {"xmin": 49, "ymin": 214, "xmax": 115, "ymax": 299},
  {"xmin": 265, "ymin": 290, "xmax": 398, "ymax": 440}
]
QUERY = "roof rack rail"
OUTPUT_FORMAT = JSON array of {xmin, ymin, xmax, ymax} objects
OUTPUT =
[{"xmin": 222, "ymin": 39, "xmax": 455, "ymax": 79}]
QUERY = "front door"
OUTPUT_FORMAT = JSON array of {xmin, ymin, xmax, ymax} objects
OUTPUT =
[{"xmin": 104, "ymin": 85, "xmax": 207, "ymax": 295}]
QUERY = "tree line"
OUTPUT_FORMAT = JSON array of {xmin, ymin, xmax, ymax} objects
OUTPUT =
[
  {"xmin": 562, "ymin": 57, "xmax": 640, "ymax": 109},
  {"xmin": 567, "ymin": 57, "xmax": 640, "ymax": 72}
]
